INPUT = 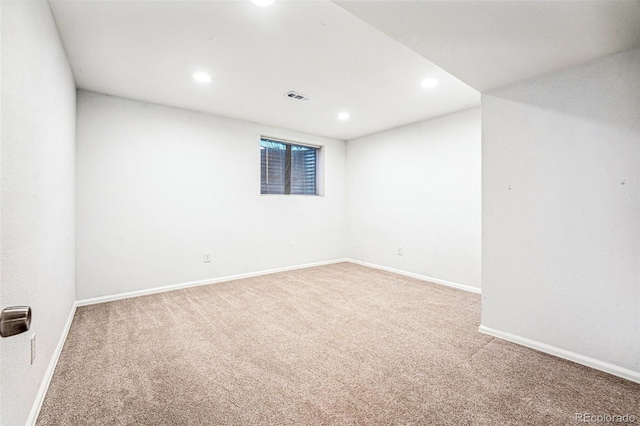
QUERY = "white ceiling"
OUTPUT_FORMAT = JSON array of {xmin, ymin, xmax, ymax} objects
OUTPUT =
[
  {"xmin": 48, "ymin": 0, "xmax": 479, "ymax": 140},
  {"xmin": 335, "ymin": 0, "xmax": 640, "ymax": 92},
  {"xmin": 48, "ymin": 1, "xmax": 640, "ymax": 140}
]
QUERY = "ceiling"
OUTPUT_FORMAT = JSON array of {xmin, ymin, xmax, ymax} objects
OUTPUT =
[
  {"xmin": 48, "ymin": 1, "xmax": 640, "ymax": 141},
  {"xmin": 335, "ymin": 0, "xmax": 640, "ymax": 92},
  {"xmin": 48, "ymin": 0, "xmax": 479, "ymax": 140}
]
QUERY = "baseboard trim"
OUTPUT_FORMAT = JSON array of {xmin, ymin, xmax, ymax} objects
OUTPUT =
[
  {"xmin": 478, "ymin": 325, "xmax": 640, "ymax": 384},
  {"xmin": 345, "ymin": 259, "xmax": 481, "ymax": 294},
  {"xmin": 76, "ymin": 258, "xmax": 350, "ymax": 306},
  {"xmin": 27, "ymin": 301, "xmax": 78, "ymax": 426}
]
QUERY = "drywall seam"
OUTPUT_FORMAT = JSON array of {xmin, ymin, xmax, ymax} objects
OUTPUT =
[
  {"xmin": 76, "ymin": 259, "xmax": 350, "ymax": 306},
  {"xmin": 26, "ymin": 302, "xmax": 78, "ymax": 426},
  {"xmin": 345, "ymin": 259, "xmax": 481, "ymax": 294},
  {"xmin": 478, "ymin": 325, "xmax": 640, "ymax": 384}
]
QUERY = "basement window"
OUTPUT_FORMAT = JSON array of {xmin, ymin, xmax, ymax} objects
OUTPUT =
[{"xmin": 260, "ymin": 137, "xmax": 319, "ymax": 195}]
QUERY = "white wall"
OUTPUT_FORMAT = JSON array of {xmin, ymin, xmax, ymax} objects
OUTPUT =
[
  {"xmin": 76, "ymin": 91, "xmax": 347, "ymax": 300},
  {"xmin": 482, "ymin": 47, "xmax": 640, "ymax": 375},
  {"xmin": 0, "ymin": 1, "xmax": 76, "ymax": 425},
  {"xmin": 346, "ymin": 108, "xmax": 481, "ymax": 290}
]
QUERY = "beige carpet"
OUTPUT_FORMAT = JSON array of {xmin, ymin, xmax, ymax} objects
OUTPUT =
[{"xmin": 37, "ymin": 263, "xmax": 639, "ymax": 425}]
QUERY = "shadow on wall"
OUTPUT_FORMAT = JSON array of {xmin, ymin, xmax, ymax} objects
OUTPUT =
[{"xmin": 483, "ymin": 46, "xmax": 640, "ymax": 131}]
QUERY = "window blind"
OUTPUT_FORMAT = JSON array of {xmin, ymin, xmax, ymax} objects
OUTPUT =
[{"xmin": 261, "ymin": 138, "xmax": 317, "ymax": 195}]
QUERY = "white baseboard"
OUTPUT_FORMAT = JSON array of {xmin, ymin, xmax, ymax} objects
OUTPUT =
[
  {"xmin": 345, "ymin": 258, "xmax": 481, "ymax": 294},
  {"xmin": 478, "ymin": 325, "xmax": 640, "ymax": 384},
  {"xmin": 27, "ymin": 301, "xmax": 78, "ymax": 426},
  {"xmin": 76, "ymin": 258, "xmax": 350, "ymax": 306}
]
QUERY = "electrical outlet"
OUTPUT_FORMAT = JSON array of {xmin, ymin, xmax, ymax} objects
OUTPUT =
[
  {"xmin": 204, "ymin": 252, "xmax": 211, "ymax": 263},
  {"xmin": 397, "ymin": 247, "xmax": 403, "ymax": 256},
  {"xmin": 31, "ymin": 333, "xmax": 36, "ymax": 365}
]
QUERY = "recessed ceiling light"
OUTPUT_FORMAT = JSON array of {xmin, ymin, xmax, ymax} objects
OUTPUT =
[
  {"xmin": 337, "ymin": 112, "xmax": 350, "ymax": 120},
  {"xmin": 192, "ymin": 71, "xmax": 213, "ymax": 83},
  {"xmin": 252, "ymin": 0, "xmax": 274, "ymax": 6},
  {"xmin": 420, "ymin": 78, "xmax": 439, "ymax": 89}
]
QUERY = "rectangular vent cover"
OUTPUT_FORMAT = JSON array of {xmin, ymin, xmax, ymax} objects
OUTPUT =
[{"xmin": 284, "ymin": 91, "xmax": 310, "ymax": 102}]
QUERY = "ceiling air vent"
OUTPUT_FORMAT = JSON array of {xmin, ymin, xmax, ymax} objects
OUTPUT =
[{"xmin": 284, "ymin": 91, "xmax": 310, "ymax": 102}]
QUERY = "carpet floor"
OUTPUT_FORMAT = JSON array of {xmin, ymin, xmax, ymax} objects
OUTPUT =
[{"xmin": 37, "ymin": 263, "xmax": 639, "ymax": 425}]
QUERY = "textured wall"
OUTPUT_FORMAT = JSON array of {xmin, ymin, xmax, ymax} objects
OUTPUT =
[
  {"xmin": 482, "ymin": 47, "xmax": 640, "ymax": 374},
  {"xmin": 76, "ymin": 91, "xmax": 347, "ymax": 300},
  {"xmin": 346, "ymin": 108, "xmax": 481, "ymax": 289},
  {"xmin": 0, "ymin": 1, "xmax": 76, "ymax": 424}
]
